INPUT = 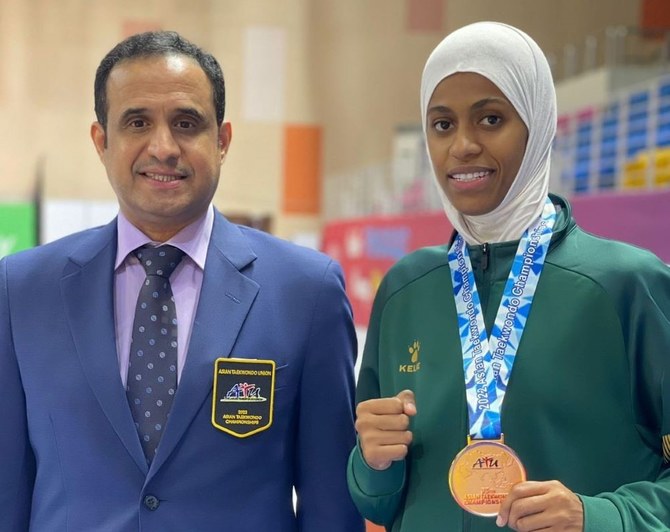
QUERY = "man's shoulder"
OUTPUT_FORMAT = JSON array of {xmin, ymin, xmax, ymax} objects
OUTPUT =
[
  {"xmin": 4, "ymin": 223, "xmax": 115, "ymax": 273},
  {"xmin": 235, "ymin": 224, "xmax": 333, "ymax": 267}
]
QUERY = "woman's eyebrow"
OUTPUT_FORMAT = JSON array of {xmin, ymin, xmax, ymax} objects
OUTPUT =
[
  {"xmin": 472, "ymin": 97, "xmax": 509, "ymax": 110},
  {"xmin": 427, "ymin": 97, "xmax": 510, "ymax": 115},
  {"xmin": 426, "ymin": 104, "xmax": 451, "ymax": 115}
]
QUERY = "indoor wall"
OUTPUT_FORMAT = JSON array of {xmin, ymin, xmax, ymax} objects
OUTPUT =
[{"xmin": 0, "ymin": 0, "xmax": 645, "ymax": 240}]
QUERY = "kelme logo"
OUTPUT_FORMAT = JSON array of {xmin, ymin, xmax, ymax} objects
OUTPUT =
[{"xmin": 399, "ymin": 340, "xmax": 421, "ymax": 373}]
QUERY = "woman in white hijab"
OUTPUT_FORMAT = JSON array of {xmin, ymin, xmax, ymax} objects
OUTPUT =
[{"xmin": 348, "ymin": 21, "xmax": 670, "ymax": 532}]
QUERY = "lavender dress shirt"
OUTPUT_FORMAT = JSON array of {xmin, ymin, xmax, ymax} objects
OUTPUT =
[{"xmin": 113, "ymin": 206, "xmax": 213, "ymax": 386}]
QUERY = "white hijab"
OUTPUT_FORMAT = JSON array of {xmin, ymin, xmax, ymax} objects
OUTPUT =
[{"xmin": 420, "ymin": 21, "xmax": 557, "ymax": 245}]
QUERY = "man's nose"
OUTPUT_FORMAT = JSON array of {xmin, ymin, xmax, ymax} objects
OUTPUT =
[{"xmin": 147, "ymin": 124, "xmax": 181, "ymax": 162}]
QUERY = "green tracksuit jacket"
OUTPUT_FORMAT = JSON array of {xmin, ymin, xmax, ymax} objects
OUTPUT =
[{"xmin": 347, "ymin": 194, "xmax": 670, "ymax": 531}]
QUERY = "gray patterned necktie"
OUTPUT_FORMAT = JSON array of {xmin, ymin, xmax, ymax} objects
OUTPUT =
[{"xmin": 126, "ymin": 244, "xmax": 185, "ymax": 463}]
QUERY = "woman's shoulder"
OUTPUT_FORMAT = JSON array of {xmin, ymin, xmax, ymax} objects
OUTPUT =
[
  {"xmin": 379, "ymin": 244, "xmax": 451, "ymax": 295},
  {"xmin": 552, "ymin": 226, "xmax": 670, "ymax": 291},
  {"xmin": 390, "ymin": 244, "xmax": 449, "ymax": 272}
]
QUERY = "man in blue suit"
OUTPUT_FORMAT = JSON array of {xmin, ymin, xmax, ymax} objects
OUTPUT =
[{"xmin": 0, "ymin": 31, "xmax": 363, "ymax": 531}]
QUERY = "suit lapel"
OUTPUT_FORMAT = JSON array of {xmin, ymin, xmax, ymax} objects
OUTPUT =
[
  {"xmin": 61, "ymin": 221, "xmax": 149, "ymax": 475},
  {"xmin": 149, "ymin": 213, "xmax": 259, "ymax": 474}
]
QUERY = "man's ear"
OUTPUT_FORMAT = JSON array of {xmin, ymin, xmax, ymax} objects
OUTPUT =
[
  {"xmin": 218, "ymin": 122, "xmax": 232, "ymax": 158},
  {"xmin": 91, "ymin": 122, "xmax": 107, "ymax": 160}
]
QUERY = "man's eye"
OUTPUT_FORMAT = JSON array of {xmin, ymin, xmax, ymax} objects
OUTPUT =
[
  {"xmin": 130, "ymin": 119, "xmax": 146, "ymax": 128},
  {"xmin": 176, "ymin": 120, "xmax": 195, "ymax": 129}
]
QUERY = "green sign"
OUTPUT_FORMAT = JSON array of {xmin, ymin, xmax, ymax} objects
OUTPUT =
[{"xmin": 0, "ymin": 203, "xmax": 37, "ymax": 259}]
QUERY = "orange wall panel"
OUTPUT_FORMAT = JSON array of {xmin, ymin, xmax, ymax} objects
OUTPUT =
[
  {"xmin": 641, "ymin": 0, "xmax": 670, "ymax": 30},
  {"xmin": 282, "ymin": 125, "xmax": 322, "ymax": 214}
]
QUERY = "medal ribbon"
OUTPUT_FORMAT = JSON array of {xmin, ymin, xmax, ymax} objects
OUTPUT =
[{"xmin": 448, "ymin": 198, "xmax": 556, "ymax": 440}]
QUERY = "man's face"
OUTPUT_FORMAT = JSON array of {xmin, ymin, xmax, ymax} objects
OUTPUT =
[{"xmin": 91, "ymin": 54, "xmax": 231, "ymax": 241}]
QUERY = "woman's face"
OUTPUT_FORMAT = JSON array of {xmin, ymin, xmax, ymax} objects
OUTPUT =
[{"xmin": 425, "ymin": 72, "xmax": 528, "ymax": 216}]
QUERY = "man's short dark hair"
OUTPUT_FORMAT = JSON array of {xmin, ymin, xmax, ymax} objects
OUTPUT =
[{"xmin": 94, "ymin": 31, "xmax": 225, "ymax": 130}]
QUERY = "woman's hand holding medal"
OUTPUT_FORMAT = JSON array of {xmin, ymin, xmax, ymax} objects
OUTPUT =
[
  {"xmin": 496, "ymin": 480, "xmax": 584, "ymax": 531},
  {"xmin": 355, "ymin": 390, "xmax": 416, "ymax": 470}
]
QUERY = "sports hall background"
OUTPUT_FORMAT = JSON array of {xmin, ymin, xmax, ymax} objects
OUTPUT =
[{"xmin": 0, "ymin": 2, "xmax": 668, "ymax": 530}]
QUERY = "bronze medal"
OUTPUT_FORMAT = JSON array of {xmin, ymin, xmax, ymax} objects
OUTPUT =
[{"xmin": 448, "ymin": 438, "xmax": 526, "ymax": 517}]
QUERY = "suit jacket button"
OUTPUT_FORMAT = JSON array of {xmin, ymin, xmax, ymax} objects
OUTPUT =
[{"xmin": 143, "ymin": 495, "xmax": 160, "ymax": 511}]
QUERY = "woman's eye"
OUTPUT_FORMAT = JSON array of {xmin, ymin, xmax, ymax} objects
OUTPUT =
[
  {"xmin": 434, "ymin": 120, "xmax": 451, "ymax": 132},
  {"xmin": 480, "ymin": 115, "xmax": 502, "ymax": 126}
]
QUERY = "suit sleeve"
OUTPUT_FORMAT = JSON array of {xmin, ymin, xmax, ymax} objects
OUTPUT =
[
  {"xmin": 293, "ymin": 259, "xmax": 364, "ymax": 531},
  {"xmin": 581, "ymin": 256, "xmax": 670, "ymax": 531},
  {"xmin": 346, "ymin": 275, "xmax": 408, "ymax": 527},
  {"xmin": 0, "ymin": 257, "xmax": 35, "ymax": 529}
]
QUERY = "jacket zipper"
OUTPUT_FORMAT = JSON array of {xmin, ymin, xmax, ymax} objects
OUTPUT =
[{"xmin": 481, "ymin": 243, "xmax": 489, "ymax": 271}]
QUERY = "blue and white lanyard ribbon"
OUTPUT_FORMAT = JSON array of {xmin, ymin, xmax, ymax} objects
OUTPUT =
[{"xmin": 447, "ymin": 198, "xmax": 556, "ymax": 440}]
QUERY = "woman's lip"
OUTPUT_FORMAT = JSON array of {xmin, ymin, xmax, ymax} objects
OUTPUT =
[{"xmin": 448, "ymin": 169, "xmax": 493, "ymax": 182}]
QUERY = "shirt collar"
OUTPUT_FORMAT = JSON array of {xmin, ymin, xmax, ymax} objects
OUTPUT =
[{"xmin": 115, "ymin": 206, "xmax": 214, "ymax": 271}]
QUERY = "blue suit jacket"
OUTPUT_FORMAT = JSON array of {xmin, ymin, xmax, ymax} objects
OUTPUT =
[{"xmin": 0, "ymin": 211, "xmax": 363, "ymax": 531}]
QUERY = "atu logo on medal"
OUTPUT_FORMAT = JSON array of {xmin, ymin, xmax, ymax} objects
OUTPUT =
[{"xmin": 399, "ymin": 339, "xmax": 421, "ymax": 373}]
